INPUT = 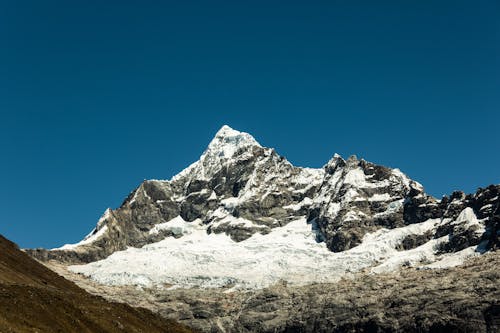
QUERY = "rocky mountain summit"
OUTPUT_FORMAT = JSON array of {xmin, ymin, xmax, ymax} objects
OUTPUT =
[
  {"xmin": 26, "ymin": 125, "xmax": 499, "ymax": 332},
  {"xmin": 29, "ymin": 126, "xmax": 499, "ymax": 270}
]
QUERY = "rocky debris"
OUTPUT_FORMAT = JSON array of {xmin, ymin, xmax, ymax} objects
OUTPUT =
[{"xmin": 48, "ymin": 251, "xmax": 500, "ymax": 333}]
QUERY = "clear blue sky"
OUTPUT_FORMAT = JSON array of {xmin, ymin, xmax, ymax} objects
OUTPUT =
[{"xmin": 1, "ymin": 1, "xmax": 498, "ymax": 248}]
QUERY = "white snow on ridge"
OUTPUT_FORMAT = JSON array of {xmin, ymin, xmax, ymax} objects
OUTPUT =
[
  {"xmin": 68, "ymin": 216, "xmax": 478, "ymax": 290},
  {"xmin": 53, "ymin": 209, "xmax": 111, "ymax": 250},
  {"xmin": 55, "ymin": 225, "xmax": 109, "ymax": 251}
]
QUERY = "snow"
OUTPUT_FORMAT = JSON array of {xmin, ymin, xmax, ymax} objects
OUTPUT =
[
  {"xmin": 342, "ymin": 167, "xmax": 396, "ymax": 190},
  {"xmin": 171, "ymin": 160, "xmax": 199, "ymax": 182},
  {"xmin": 70, "ymin": 218, "xmax": 338, "ymax": 289},
  {"xmin": 343, "ymin": 168, "xmax": 367, "ymax": 187},
  {"xmin": 148, "ymin": 216, "xmax": 198, "ymax": 236},
  {"xmin": 283, "ymin": 197, "xmax": 313, "ymax": 210},
  {"xmin": 171, "ymin": 125, "xmax": 261, "ymax": 182},
  {"xmin": 295, "ymin": 168, "xmax": 325, "ymax": 185},
  {"xmin": 452, "ymin": 207, "xmax": 485, "ymax": 236},
  {"xmin": 326, "ymin": 202, "xmax": 341, "ymax": 217},
  {"xmin": 55, "ymin": 225, "xmax": 109, "ymax": 251},
  {"xmin": 480, "ymin": 204, "xmax": 493, "ymax": 211},
  {"xmin": 354, "ymin": 193, "xmax": 393, "ymax": 202},
  {"xmin": 208, "ymin": 190, "xmax": 217, "ymax": 201},
  {"xmin": 211, "ymin": 215, "xmax": 267, "ymax": 230},
  {"xmin": 423, "ymin": 245, "xmax": 481, "ymax": 269},
  {"xmin": 371, "ymin": 236, "xmax": 446, "ymax": 273},
  {"xmin": 206, "ymin": 125, "xmax": 261, "ymax": 159},
  {"xmin": 220, "ymin": 197, "xmax": 240, "ymax": 213},
  {"xmin": 453, "ymin": 207, "xmax": 477, "ymax": 225},
  {"xmin": 68, "ymin": 216, "xmax": 470, "ymax": 290},
  {"xmin": 391, "ymin": 169, "xmax": 411, "ymax": 188},
  {"xmin": 53, "ymin": 209, "xmax": 111, "ymax": 250},
  {"xmin": 369, "ymin": 193, "xmax": 393, "ymax": 201}
]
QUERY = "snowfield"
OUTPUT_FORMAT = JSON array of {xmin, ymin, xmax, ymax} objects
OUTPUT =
[{"xmin": 69, "ymin": 211, "xmax": 482, "ymax": 290}]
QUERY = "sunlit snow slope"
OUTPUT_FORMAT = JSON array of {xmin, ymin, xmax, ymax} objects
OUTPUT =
[{"xmin": 69, "ymin": 213, "xmax": 487, "ymax": 289}]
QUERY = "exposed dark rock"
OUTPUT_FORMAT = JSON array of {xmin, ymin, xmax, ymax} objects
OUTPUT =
[{"xmin": 397, "ymin": 230, "xmax": 434, "ymax": 251}]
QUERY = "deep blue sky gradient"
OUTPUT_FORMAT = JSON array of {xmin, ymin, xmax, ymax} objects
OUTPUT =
[{"xmin": 1, "ymin": 1, "xmax": 499, "ymax": 248}]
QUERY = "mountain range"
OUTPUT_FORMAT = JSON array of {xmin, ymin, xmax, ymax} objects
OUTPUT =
[{"xmin": 24, "ymin": 125, "xmax": 499, "ymax": 332}]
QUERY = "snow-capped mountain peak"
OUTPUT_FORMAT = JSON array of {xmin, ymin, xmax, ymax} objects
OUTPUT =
[
  {"xmin": 172, "ymin": 125, "xmax": 262, "ymax": 182},
  {"xmin": 203, "ymin": 125, "xmax": 261, "ymax": 159},
  {"xmin": 29, "ymin": 126, "xmax": 500, "ymax": 292}
]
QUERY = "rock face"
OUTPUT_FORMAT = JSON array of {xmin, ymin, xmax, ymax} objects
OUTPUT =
[{"xmin": 27, "ymin": 125, "xmax": 500, "ymax": 267}]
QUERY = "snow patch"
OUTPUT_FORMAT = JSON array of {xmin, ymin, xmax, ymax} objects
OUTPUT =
[
  {"xmin": 149, "ymin": 216, "xmax": 199, "ymax": 236},
  {"xmin": 283, "ymin": 197, "xmax": 313, "ymax": 210},
  {"xmin": 452, "ymin": 207, "xmax": 485, "ymax": 236},
  {"xmin": 423, "ymin": 246, "xmax": 481, "ymax": 269}
]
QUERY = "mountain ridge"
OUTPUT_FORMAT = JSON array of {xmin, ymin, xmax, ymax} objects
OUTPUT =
[{"xmin": 27, "ymin": 125, "xmax": 499, "ymax": 290}]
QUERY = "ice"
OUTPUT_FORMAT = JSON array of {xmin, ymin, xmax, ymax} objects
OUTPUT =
[
  {"xmin": 69, "ymin": 216, "xmax": 464, "ymax": 290},
  {"xmin": 375, "ymin": 199, "xmax": 404, "ymax": 217},
  {"xmin": 70, "ymin": 218, "xmax": 338, "ymax": 289}
]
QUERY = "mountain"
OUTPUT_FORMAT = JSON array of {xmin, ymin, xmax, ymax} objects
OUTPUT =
[
  {"xmin": 0, "ymin": 234, "xmax": 193, "ymax": 333},
  {"xmin": 26, "ymin": 125, "xmax": 499, "ymax": 331}
]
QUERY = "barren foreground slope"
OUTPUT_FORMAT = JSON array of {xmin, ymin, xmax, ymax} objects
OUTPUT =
[{"xmin": 0, "ymin": 235, "xmax": 193, "ymax": 333}]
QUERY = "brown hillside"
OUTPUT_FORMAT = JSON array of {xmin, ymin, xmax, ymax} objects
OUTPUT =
[{"xmin": 0, "ymin": 235, "xmax": 193, "ymax": 333}]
